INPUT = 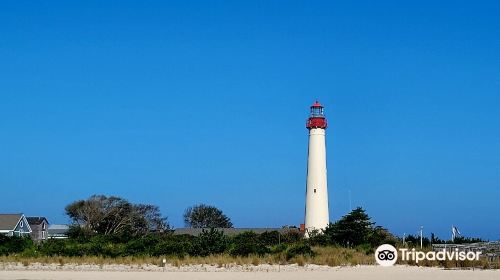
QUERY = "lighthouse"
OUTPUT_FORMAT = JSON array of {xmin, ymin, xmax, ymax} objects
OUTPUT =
[{"xmin": 304, "ymin": 101, "xmax": 329, "ymax": 237}]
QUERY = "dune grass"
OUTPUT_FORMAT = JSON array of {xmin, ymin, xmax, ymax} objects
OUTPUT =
[
  {"xmin": 0, "ymin": 246, "xmax": 498, "ymax": 269},
  {"xmin": 0, "ymin": 246, "xmax": 373, "ymax": 267}
]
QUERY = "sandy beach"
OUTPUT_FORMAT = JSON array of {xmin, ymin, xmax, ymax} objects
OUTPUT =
[{"xmin": 1, "ymin": 265, "xmax": 499, "ymax": 280}]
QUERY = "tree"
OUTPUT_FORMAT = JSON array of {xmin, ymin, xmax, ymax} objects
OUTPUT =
[
  {"xmin": 183, "ymin": 204, "xmax": 233, "ymax": 228},
  {"xmin": 65, "ymin": 195, "xmax": 169, "ymax": 235},
  {"xmin": 368, "ymin": 226, "xmax": 398, "ymax": 247},
  {"xmin": 191, "ymin": 228, "xmax": 228, "ymax": 256},
  {"xmin": 132, "ymin": 204, "xmax": 169, "ymax": 233},
  {"xmin": 323, "ymin": 207, "xmax": 374, "ymax": 246},
  {"xmin": 404, "ymin": 234, "xmax": 431, "ymax": 247},
  {"xmin": 448, "ymin": 236, "xmax": 485, "ymax": 244}
]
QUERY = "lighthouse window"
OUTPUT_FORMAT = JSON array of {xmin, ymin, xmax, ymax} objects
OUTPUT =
[
  {"xmin": 311, "ymin": 107, "xmax": 323, "ymax": 117},
  {"xmin": 314, "ymin": 188, "xmax": 317, "ymax": 193}
]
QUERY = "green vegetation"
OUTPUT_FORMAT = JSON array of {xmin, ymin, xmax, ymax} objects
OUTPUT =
[
  {"xmin": 308, "ymin": 207, "xmax": 398, "ymax": 249},
  {"xmin": 0, "ymin": 228, "xmax": 314, "ymax": 259},
  {"xmin": 402, "ymin": 234, "xmax": 484, "ymax": 248},
  {"xmin": 0, "ymin": 235, "xmax": 34, "ymax": 256},
  {"xmin": 183, "ymin": 204, "xmax": 233, "ymax": 228},
  {"xmin": 0, "ymin": 205, "xmax": 392, "ymax": 266},
  {"xmin": 65, "ymin": 195, "xmax": 169, "ymax": 235},
  {"xmin": 0, "ymin": 195, "xmax": 494, "ymax": 268},
  {"xmin": 0, "ymin": 246, "xmax": 376, "ymax": 267}
]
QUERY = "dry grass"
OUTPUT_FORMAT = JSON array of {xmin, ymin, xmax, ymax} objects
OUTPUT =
[
  {"xmin": 310, "ymin": 246, "xmax": 375, "ymax": 266},
  {"xmin": 0, "ymin": 251, "xmax": 333, "ymax": 267},
  {"xmin": 0, "ymin": 247, "xmax": 387, "ymax": 268},
  {"xmin": 0, "ymin": 255, "xmax": 160, "ymax": 266},
  {"xmin": 0, "ymin": 246, "xmax": 498, "ymax": 269}
]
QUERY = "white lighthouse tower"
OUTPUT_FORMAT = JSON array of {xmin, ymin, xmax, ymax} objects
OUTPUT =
[{"xmin": 304, "ymin": 101, "xmax": 329, "ymax": 237}]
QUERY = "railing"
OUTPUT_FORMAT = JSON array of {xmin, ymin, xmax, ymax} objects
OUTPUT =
[{"xmin": 306, "ymin": 117, "xmax": 328, "ymax": 129}]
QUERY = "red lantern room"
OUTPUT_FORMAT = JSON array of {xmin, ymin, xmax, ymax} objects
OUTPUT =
[{"xmin": 306, "ymin": 101, "xmax": 327, "ymax": 129}]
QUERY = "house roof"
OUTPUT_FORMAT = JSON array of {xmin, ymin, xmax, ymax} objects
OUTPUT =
[
  {"xmin": 0, "ymin": 214, "xmax": 23, "ymax": 231},
  {"xmin": 48, "ymin": 224, "xmax": 70, "ymax": 236},
  {"xmin": 48, "ymin": 224, "xmax": 70, "ymax": 230},
  {"xmin": 26, "ymin": 217, "xmax": 49, "ymax": 225}
]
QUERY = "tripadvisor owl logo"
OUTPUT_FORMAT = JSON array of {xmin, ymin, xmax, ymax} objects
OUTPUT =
[
  {"xmin": 375, "ymin": 244, "xmax": 398, "ymax": 266},
  {"xmin": 375, "ymin": 244, "xmax": 483, "ymax": 266}
]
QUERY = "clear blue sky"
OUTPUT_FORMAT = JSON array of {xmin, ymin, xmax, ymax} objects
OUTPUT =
[{"xmin": 1, "ymin": 1, "xmax": 499, "ymax": 240}]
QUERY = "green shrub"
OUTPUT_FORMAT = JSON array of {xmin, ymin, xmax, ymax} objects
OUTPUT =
[
  {"xmin": 270, "ymin": 243, "xmax": 288, "ymax": 254},
  {"xmin": 153, "ymin": 240, "xmax": 192, "ymax": 257},
  {"xmin": 38, "ymin": 239, "xmax": 67, "ymax": 256},
  {"xmin": 258, "ymin": 231, "xmax": 280, "ymax": 246},
  {"xmin": 124, "ymin": 235, "xmax": 160, "ymax": 256},
  {"xmin": 281, "ymin": 230, "xmax": 302, "ymax": 244},
  {"xmin": 190, "ymin": 228, "xmax": 228, "ymax": 256},
  {"xmin": 0, "ymin": 236, "xmax": 34, "ymax": 255},
  {"xmin": 286, "ymin": 242, "xmax": 314, "ymax": 260},
  {"xmin": 102, "ymin": 243, "xmax": 126, "ymax": 258},
  {"xmin": 230, "ymin": 231, "xmax": 270, "ymax": 257},
  {"xmin": 307, "ymin": 233, "xmax": 329, "ymax": 246},
  {"xmin": 63, "ymin": 242, "xmax": 86, "ymax": 257},
  {"xmin": 20, "ymin": 246, "xmax": 39, "ymax": 258}
]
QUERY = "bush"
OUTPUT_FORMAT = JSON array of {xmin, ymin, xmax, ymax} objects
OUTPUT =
[
  {"xmin": 281, "ymin": 230, "xmax": 302, "ymax": 244},
  {"xmin": 101, "ymin": 243, "xmax": 126, "ymax": 258},
  {"xmin": 258, "ymin": 231, "xmax": 280, "ymax": 246},
  {"xmin": 190, "ymin": 228, "xmax": 228, "ymax": 256},
  {"xmin": 0, "ymin": 236, "xmax": 35, "ymax": 255},
  {"xmin": 270, "ymin": 243, "xmax": 288, "ymax": 254},
  {"xmin": 286, "ymin": 242, "xmax": 314, "ymax": 260},
  {"xmin": 21, "ymin": 246, "xmax": 39, "ymax": 257},
  {"xmin": 62, "ymin": 242, "xmax": 86, "ymax": 257},
  {"xmin": 153, "ymin": 240, "xmax": 192, "ymax": 257},
  {"xmin": 124, "ymin": 235, "xmax": 160, "ymax": 256},
  {"xmin": 230, "ymin": 231, "xmax": 270, "ymax": 257},
  {"xmin": 38, "ymin": 239, "xmax": 67, "ymax": 256},
  {"xmin": 307, "ymin": 232, "xmax": 329, "ymax": 246}
]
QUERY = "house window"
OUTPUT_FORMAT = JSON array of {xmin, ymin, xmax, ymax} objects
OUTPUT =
[
  {"xmin": 20, "ymin": 221, "xmax": 23, "ymax": 228},
  {"xmin": 314, "ymin": 188, "xmax": 317, "ymax": 193}
]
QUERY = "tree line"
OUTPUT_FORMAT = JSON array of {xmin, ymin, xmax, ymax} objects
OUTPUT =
[
  {"xmin": 0, "ymin": 194, "xmax": 484, "ymax": 259},
  {"xmin": 64, "ymin": 195, "xmax": 233, "ymax": 236}
]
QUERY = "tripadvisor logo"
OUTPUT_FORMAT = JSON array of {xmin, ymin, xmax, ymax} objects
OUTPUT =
[
  {"xmin": 374, "ymin": 244, "xmax": 482, "ymax": 266},
  {"xmin": 375, "ymin": 244, "xmax": 398, "ymax": 267}
]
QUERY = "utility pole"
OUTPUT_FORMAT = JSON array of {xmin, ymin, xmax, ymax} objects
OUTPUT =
[{"xmin": 420, "ymin": 226, "xmax": 424, "ymax": 249}]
